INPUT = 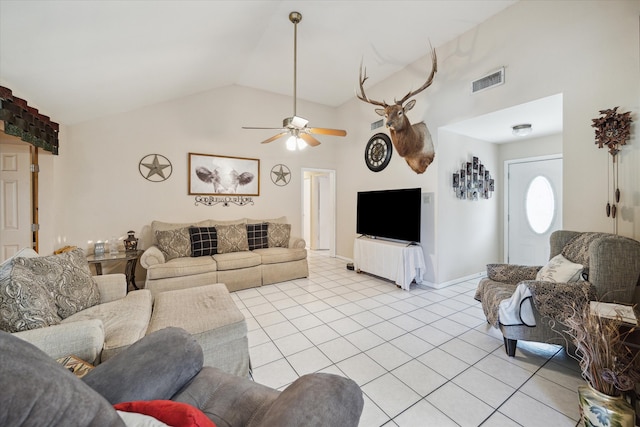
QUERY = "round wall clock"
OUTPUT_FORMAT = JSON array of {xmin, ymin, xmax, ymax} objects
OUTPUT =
[{"xmin": 364, "ymin": 133, "xmax": 392, "ymax": 172}]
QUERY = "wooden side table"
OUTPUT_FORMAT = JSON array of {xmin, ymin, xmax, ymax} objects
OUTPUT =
[{"xmin": 86, "ymin": 250, "xmax": 143, "ymax": 291}]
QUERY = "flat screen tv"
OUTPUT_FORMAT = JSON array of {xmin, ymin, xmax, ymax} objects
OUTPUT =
[{"xmin": 356, "ymin": 188, "xmax": 421, "ymax": 243}]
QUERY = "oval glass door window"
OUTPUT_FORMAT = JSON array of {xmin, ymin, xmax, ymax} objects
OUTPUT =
[{"xmin": 526, "ymin": 176, "xmax": 555, "ymax": 234}]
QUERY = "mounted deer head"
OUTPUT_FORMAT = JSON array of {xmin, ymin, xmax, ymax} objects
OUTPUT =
[{"xmin": 357, "ymin": 47, "xmax": 438, "ymax": 174}]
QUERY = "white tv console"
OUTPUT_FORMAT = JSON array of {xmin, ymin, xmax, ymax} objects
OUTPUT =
[{"xmin": 353, "ymin": 236, "xmax": 426, "ymax": 290}]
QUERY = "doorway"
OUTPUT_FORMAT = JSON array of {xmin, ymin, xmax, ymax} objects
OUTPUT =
[
  {"xmin": 0, "ymin": 133, "xmax": 37, "ymax": 262},
  {"xmin": 301, "ymin": 168, "xmax": 336, "ymax": 257},
  {"xmin": 505, "ymin": 155, "xmax": 562, "ymax": 265}
]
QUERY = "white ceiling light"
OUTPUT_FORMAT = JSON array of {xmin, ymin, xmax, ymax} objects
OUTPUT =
[{"xmin": 512, "ymin": 123, "xmax": 532, "ymax": 136}]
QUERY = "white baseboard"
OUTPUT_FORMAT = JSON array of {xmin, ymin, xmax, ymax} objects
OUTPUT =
[{"xmin": 419, "ymin": 271, "xmax": 486, "ymax": 289}]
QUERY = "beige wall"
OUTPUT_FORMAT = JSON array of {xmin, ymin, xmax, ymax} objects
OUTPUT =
[
  {"xmin": 335, "ymin": 0, "xmax": 639, "ymax": 283},
  {"xmin": 22, "ymin": 1, "xmax": 640, "ymax": 285},
  {"xmin": 50, "ymin": 85, "xmax": 341, "ymax": 254}
]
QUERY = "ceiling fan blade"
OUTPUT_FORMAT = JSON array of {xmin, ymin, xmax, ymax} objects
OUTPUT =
[
  {"xmin": 261, "ymin": 132, "xmax": 289, "ymax": 144},
  {"xmin": 300, "ymin": 133, "xmax": 321, "ymax": 147},
  {"xmin": 243, "ymin": 126, "xmax": 286, "ymax": 130},
  {"xmin": 308, "ymin": 127, "xmax": 347, "ymax": 137}
]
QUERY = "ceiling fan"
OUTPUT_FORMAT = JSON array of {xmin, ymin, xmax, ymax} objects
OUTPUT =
[{"xmin": 242, "ymin": 11, "xmax": 347, "ymax": 150}]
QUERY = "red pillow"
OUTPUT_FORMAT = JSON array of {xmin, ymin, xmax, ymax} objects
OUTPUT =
[{"xmin": 114, "ymin": 400, "xmax": 216, "ymax": 427}]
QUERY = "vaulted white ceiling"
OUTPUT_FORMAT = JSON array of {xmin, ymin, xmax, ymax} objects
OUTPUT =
[{"xmin": 0, "ymin": 0, "xmax": 517, "ymax": 125}]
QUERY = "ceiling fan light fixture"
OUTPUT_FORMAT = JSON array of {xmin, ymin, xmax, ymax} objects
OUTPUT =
[
  {"xmin": 286, "ymin": 133, "xmax": 307, "ymax": 151},
  {"xmin": 512, "ymin": 123, "xmax": 532, "ymax": 136},
  {"xmin": 286, "ymin": 135, "xmax": 298, "ymax": 151}
]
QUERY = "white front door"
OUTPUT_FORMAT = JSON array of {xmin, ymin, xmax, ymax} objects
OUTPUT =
[
  {"xmin": 507, "ymin": 156, "xmax": 562, "ymax": 265},
  {"xmin": 0, "ymin": 143, "xmax": 32, "ymax": 262}
]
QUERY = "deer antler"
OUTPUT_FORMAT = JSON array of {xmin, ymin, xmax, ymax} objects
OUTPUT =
[
  {"xmin": 356, "ymin": 60, "xmax": 387, "ymax": 107},
  {"xmin": 395, "ymin": 47, "xmax": 438, "ymax": 105}
]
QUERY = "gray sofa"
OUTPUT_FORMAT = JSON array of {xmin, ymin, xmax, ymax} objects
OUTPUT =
[
  {"xmin": 0, "ymin": 327, "xmax": 364, "ymax": 427},
  {"xmin": 2, "ymin": 248, "xmax": 250, "ymax": 376},
  {"xmin": 140, "ymin": 217, "xmax": 308, "ymax": 297}
]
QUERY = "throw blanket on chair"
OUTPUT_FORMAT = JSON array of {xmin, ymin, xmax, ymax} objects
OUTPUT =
[{"xmin": 477, "ymin": 279, "xmax": 595, "ymax": 329}]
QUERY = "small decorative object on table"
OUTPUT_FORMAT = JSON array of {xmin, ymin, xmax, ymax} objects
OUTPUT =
[
  {"xmin": 562, "ymin": 295, "xmax": 639, "ymax": 427},
  {"xmin": 94, "ymin": 241, "xmax": 105, "ymax": 257},
  {"xmin": 109, "ymin": 236, "xmax": 119, "ymax": 254},
  {"xmin": 124, "ymin": 230, "xmax": 138, "ymax": 252}
]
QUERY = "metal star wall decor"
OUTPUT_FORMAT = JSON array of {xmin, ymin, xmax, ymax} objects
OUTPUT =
[
  {"xmin": 139, "ymin": 154, "xmax": 172, "ymax": 182},
  {"xmin": 270, "ymin": 164, "xmax": 291, "ymax": 186}
]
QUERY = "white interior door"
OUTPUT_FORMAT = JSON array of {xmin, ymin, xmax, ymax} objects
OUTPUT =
[
  {"xmin": 303, "ymin": 176, "xmax": 311, "ymax": 248},
  {"xmin": 316, "ymin": 175, "xmax": 330, "ymax": 250},
  {"xmin": 507, "ymin": 156, "xmax": 562, "ymax": 265},
  {"xmin": 0, "ymin": 143, "xmax": 32, "ymax": 262}
]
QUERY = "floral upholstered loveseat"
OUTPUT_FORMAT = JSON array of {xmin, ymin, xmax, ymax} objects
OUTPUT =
[{"xmin": 139, "ymin": 216, "xmax": 308, "ymax": 297}]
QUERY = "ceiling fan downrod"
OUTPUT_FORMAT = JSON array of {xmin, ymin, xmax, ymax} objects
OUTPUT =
[{"xmin": 289, "ymin": 11, "xmax": 302, "ymax": 117}]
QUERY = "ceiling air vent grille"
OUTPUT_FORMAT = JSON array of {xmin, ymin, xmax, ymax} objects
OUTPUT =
[
  {"xmin": 371, "ymin": 119, "xmax": 384, "ymax": 131},
  {"xmin": 472, "ymin": 67, "xmax": 505, "ymax": 93}
]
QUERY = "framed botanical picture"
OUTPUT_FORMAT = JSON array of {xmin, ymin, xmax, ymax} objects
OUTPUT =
[{"xmin": 188, "ymin": 153, "xmax": 260, "ymax": 196}]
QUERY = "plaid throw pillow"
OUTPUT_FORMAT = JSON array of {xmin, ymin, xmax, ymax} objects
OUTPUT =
[
  {"xmin": 189, "ymin": 227, "xmax": 218, "ymax": 257},
  {"xmin": 246, "ymin": 223, "xmax": 269, "ymax": 250}
]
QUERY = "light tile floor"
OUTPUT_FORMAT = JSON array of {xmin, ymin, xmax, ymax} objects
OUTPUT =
[{"xmin": 231, "ymin": 251, "xmax": 583, "ymax": 427}]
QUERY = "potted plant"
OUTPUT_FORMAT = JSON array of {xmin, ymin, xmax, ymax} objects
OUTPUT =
[{"xmin": 562, "ymin": 293, "xmax": 640, "ymax": 427}]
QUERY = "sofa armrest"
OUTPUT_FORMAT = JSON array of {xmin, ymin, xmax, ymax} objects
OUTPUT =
[
  {"xmin": 94, "ymin": 274, "xmax": 127, "ymax": 303},
  {"xmin": 83, "ymin": 327, "xmax": 203, "ymax": 404},
  {"xmin": 172, "ymin": 368, "xmax": 363, "ymax": 427},
  {"xmin": 260, "ymin": 373, "xmax": 363, "ymax": 427},
  {"xmin": 486, "ymin": 264, "xmax": 541, "ymax": 285},
  {"xmin": 289, "ymin": 236, "xmax": 306, "ymax": 249},
  {"xmin": 140, "ymin": 245, "xmax": 165, "ymax": 268},
  {"xmin": 12, "ymin": 318, "xmax": 105, "ymax": 364}
]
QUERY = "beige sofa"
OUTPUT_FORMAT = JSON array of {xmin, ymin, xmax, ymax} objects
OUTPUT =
[
  {"xmin": 2, "ymin": 248, "xmax": 249, "ymax": 376},
  {"xmin": 140, "ymin": 217, "xmax": 308, "ymax": 297}
]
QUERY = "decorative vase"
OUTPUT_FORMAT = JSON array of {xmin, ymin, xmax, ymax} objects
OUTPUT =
[
  {"xmin": 578, "ymin": 384, "xmax": 635, "ymax": 427},
  {"xmin": 124, "ymin": 230, "xmax": 138, "ymax": 252}
]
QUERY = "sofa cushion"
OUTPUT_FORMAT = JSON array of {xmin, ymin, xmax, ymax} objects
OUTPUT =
[
  {"xmin": 156, "ymin": 227, "xmax": 192, "ymax": 261},
  {"xmin": 151, "ymin": 220, "xmax": 211, "ymax": 245},
  {"xmin": 63, "ymin": 289, "xmax": 153, "ymax": 362},
  {"xmin": 0, "ymin": 260, "xmax": 61, "ymax": 332},
  {"xmin": 216, "ymin": 224, "xmax": 250, "ymax": 253},
  {"xmin": 210, "ymin": 219, "xmax": 247, "ymax": 226},
  {"xmin": 253, "ymin": 247, "xmax": 307, "ymax": 265},
  {"xmin": 189, "ymin": 227, "xmax": 218, "ymax": 257},
  {"xmin": 83, "ymin": 327, "xmax": 203, "ymax": 404},
  {"xmin": 115, "ymin": 400, "xmax": 215, "ymax": 427},
  {"xmin": 16, "ymin": 248, "xmax": 100, "ymax": 320},
  {"xmin": 246, "ymin": 223, "xmax": 269, "ymax": 250},
  {"xmin": 146, "ymin": 256, "xmax": 217, "ymax": 280},
  {"xmin": 246, "ymin": 216, "xmax": 287, "ymax": 225},
  {"xmin": 212, "ymin": 251, "xmax": 261, "ymax": 271},
  {"xmin": 0, "ymin": 330, "xmax": 125, "ymax": 426},
  {"xmin": 267, "ymin": 222, "xmax": 291, "ymax": 248}
]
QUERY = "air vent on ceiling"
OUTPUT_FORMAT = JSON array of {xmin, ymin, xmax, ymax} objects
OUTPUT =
[
  {"xmin": 371, "ymin": 119, "xmax": 384, "ymax": 131},
  {"xmin": 472, "ymin": 67, "xmax": 505, "ymax": 93}
]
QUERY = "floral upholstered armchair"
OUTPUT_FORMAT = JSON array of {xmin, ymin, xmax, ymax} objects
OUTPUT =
[{"xmin": 475, "ymin": 230, "xmax": 640, "ymax": 357}]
